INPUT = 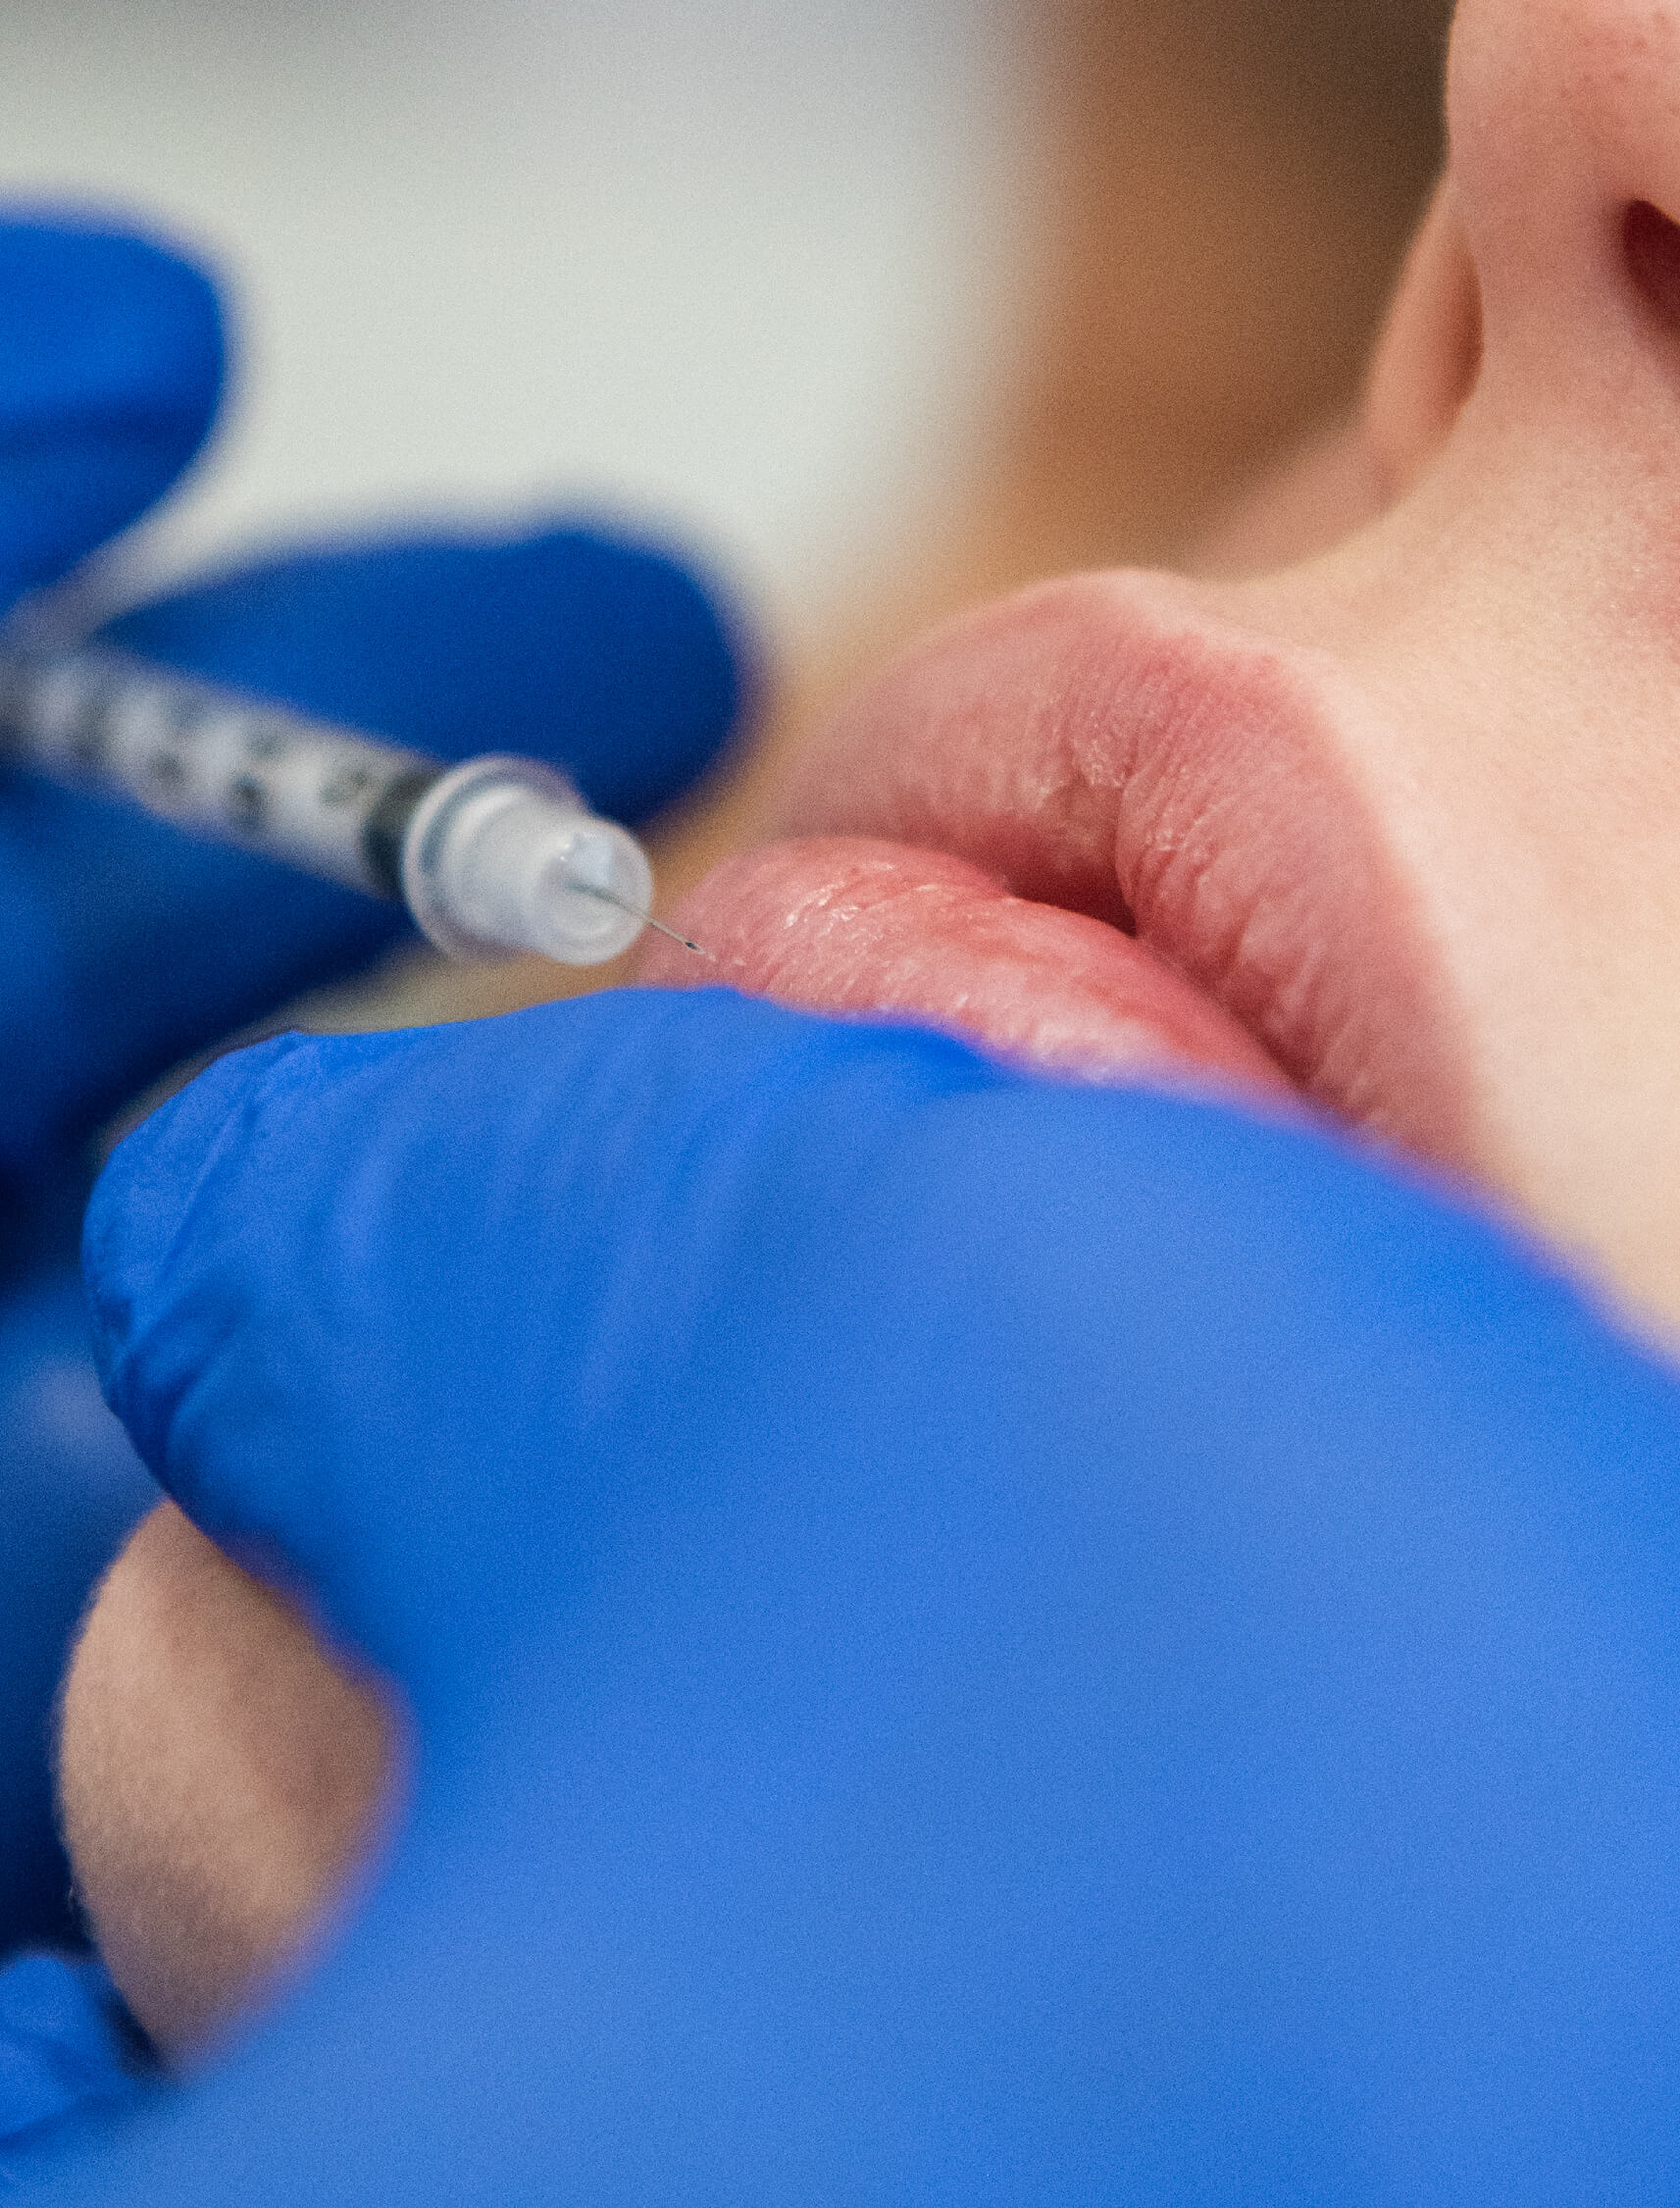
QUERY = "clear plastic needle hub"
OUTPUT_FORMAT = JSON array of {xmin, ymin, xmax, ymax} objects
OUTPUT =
[{"xmin": 403, "ymin": 755, "xmax": 658, "ymax": 967}]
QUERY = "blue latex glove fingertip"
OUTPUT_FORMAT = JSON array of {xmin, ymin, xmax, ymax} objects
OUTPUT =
[
  {"xmin": 106, "ymin": 527, "xmax": 751, "ymax": 826},
  {"xmin": 0, "ymin": 221, "xmax": 222, "ymax": 608}
]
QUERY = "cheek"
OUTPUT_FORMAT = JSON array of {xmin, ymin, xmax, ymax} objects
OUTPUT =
[
  {"xmin": 57, "ymin": 1501, "xmax": 400, "ymax": 2060},
  {"xmin": 1195, "ymin": 172, "xmax": 1484, "ymax": 583},
  {"xmin": 1191, "ymin": 413, "xmax": 1391, "ymax": 579}
]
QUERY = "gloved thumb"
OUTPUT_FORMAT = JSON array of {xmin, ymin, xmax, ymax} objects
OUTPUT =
[
  {"xmin": 0, "ymin": 218, "xmax": 223, "ymax": 612},
  {"xmin": 78, "ymin": 988, "xmax": 991, "ymax": 1697}
]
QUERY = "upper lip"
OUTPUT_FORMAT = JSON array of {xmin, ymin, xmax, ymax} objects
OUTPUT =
[{"xmin": 674, "ymin": 566, "xmax": 1476, "ymax": 1161}]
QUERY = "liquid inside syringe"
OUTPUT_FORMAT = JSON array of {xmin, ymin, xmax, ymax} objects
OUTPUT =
[{"xmin": 0, "ymin": 645, "xmax": 706, "ymax": 965}]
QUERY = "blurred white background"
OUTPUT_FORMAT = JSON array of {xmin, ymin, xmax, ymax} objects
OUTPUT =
[{"xmin": 0, "ymin": 0, "xmax": 1036, "ymax": 631}]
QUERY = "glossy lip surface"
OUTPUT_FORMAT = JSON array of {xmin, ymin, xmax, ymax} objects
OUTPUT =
[
  {"xmin": 640, "ymin": 568, "xmax": 1473, "ymax": 1154},
  {"xmin": 640, "ymin": 835, "xmax": 1291, "ymax": 1094}
]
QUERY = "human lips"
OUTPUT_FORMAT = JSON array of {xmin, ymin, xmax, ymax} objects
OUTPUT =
[
  {"xmin": 641, "ymin": 836, "xmax": 1288, "ymax": 1093},
  {"xmin": 638, "ymin": 570, "xmax": 1469, "ymax": 1150}
]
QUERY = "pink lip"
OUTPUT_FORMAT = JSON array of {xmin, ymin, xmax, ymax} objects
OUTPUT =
[
  {"xmin": 639, "ymin": 569, "xmax": 1470, "ymax": 1152},
  {"xmin": 639, "ymin": 836, "xmax": 1289, "ymax": 1093}
]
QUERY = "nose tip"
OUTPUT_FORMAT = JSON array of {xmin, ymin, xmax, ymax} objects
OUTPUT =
[{"xmin": 1450, "ymin": 0, "xmax": 1680, "ymax": 346}]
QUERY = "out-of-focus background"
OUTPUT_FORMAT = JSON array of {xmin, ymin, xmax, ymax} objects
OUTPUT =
[
  {"xmin": 0, "ymin": 0, "xmax": 1032, "ymax": 630},
  {"xmin": 0, "ymin": 1, "xmax": 1451, "ymax": 654},
  {"xmin": 0, "ymin": 0, "xmax": 1456, "ymax": 1020}
]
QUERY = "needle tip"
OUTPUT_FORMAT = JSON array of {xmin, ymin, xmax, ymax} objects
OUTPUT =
[
  {"xmin": 567, "ymin": 878, "xmax": 713, "ymax": 959},
  {"xmin": 645, "ymin": 914, "xmax": 715, "ymax": 959}
]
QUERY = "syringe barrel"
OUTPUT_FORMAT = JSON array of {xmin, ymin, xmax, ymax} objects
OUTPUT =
[
  {"xmin": 0, "ymin": 646, "xmax": 438, "ymax": 899},
  {"xmin": 0, "ymin": 645, "xmax": 660, "ymax": 965}
]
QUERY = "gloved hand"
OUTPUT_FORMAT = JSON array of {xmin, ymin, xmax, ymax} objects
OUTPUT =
[
  {"xmin": 34, "ymin": 986, "xmax": 1680, "ymax": 2201},
  {"xmin": 0, "ymin": 221, "xmax": 745, "ymax": 1224},
  {"xmin": 0, "ymin": 215, "xmax": 748, "ymax": 1956}
]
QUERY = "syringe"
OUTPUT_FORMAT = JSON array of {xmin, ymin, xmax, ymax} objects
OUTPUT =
[{"xmin": 0, "ymin": 643, "xmax": 704, "ymax": 965}]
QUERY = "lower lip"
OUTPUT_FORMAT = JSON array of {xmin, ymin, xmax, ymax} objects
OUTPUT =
[{"xmin": 636, "ymin": 835, "xmax": 1293, "ymax": 1099}]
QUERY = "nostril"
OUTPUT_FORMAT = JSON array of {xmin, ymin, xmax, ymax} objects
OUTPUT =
[{"xmin": 1624, "ymin": 202, "xmax": 1680, "ymax": 329}]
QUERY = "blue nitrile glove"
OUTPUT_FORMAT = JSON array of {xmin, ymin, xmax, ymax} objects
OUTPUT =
[
  {"xmin": 0, "ymin": 232, "xmax": 745, "ymax": 1207},
  {"xmin": 25, "ymin": 988, "xmax": 1680, "ymax": 2201},
  {"xmin": 11, "ymin": 528, "xmax": 744, "ymax": 1203},
  {"xmin": 0, "ymin": 216, "xmax": 748, "ymax": 1961}
]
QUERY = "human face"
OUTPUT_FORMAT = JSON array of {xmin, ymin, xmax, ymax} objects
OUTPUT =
[
  {"xmin": 642, "ymin": 0, "xmax": 1680, "ymax": 1340},
  {"xmin": 62, "ymin": 0, "xmax": 1680, "ymax": 2063}
]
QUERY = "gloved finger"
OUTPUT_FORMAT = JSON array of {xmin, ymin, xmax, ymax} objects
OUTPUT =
[
  {"xmin": 80, "ymin": 974, "xmax": 1656, "ymax": 1711},
  {"xmin": 0, "ymin": 218, "xmax": 221, "ymax": 611},
  {"xmin": 105, "ymin": 527, "xmax": 747, "ymax": 826},
  {"xmin": 67, "ymin": 990, "xmax": 1680, "ymax": 2207},
  {"xmin": 0, "ymin": 528, "xmax": 749, "ymax": 1185},
  {"xmin": 82, "ymin": 988, "xmax": 999, "ymax": 1697}
]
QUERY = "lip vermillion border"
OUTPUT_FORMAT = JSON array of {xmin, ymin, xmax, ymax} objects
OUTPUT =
[
  {"xmin": 643, "ymin": 570, "xmax": 1475, "ymax": 1163},
  {"xmin": 638, "ymin": 834, "xmax": 1290, "ymax": 1098}
]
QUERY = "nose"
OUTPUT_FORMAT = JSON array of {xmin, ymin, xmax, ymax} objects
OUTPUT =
[
  {"xmin": 1354, "ymin": 1, "xmax": 1680, "ymax": 509},
  {"xmin": 1195, "ymin": 0, "xmax": 1680, "ymax": 1335},
  {"xmin": 1448, "ymin": 0, "xmax": 1680, "ymax": 436}
]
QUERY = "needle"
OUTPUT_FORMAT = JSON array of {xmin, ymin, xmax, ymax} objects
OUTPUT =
[
  {"xmin": 642, "ymin": 913, "xmax": 715, "ymax": 959},
  {"xmin": 578, "ymin": 882, "xmax": 715, "ymax": 959}
]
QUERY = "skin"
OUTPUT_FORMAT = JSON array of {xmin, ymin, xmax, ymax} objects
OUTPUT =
[
  {"xmin": 63, "ymin": 0, "xmax": 1676, "ymax": 2061},
  {"xmin": 58, "ymin": 1504, "xmax": 394, "ymax": 2056}
]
